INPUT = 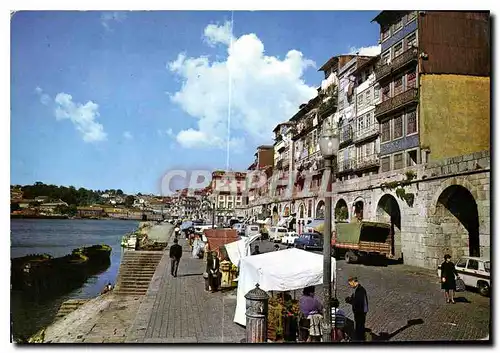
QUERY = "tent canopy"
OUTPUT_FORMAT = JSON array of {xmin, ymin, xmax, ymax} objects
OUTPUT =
[
  {"xmin": 234, "ymin": 248, "xmax": 336, "ymax": 326},
  {"xmin": 224, "ymin": 234, "xmax": 261, "ymax": 267}
]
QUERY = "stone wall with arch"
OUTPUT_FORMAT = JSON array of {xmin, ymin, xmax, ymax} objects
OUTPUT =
[{"xmin": 330, "ymin": 150, "xmax": 490, "ymax": 269}]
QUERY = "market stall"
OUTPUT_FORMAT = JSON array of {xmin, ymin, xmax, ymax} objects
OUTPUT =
[
  {"xmin": 234, "ymin": 248, "xmax": 336, "ymax": 341},
  {"xmin": 224, "ymin": 233, "xmax": 261, "ymax": 268}
]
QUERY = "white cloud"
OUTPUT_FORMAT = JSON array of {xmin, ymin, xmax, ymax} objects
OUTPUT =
[
  {"xmin": 204, "ymin": 21, "xmax": 234, "ymax": 46},
  {"xmin": 34, "ymin": 86, "xmax": 51, "ymax": 106},
  {"xmin": 158, "ymin": 128, "xmax": 175, "ymax": 137},
  {"xmin": 123, "ymin": 131, "xmax": 133, "ymax": 140},
  {"xmin": 348, "ymin": 45, "xmax": 381, "ymax": 56},
  {"xmin": 101, "ymin": 11, "xmax": 127, "ymax": 30},
  {"xmin": 168, "ymin": 21, "xmax": 317, "ymax": 150},
  {"xmin": 54, "ymin": 93, "xmax": 107, "ymax": 143}
]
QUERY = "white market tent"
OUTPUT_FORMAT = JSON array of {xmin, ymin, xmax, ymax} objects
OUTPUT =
[
  {"xmin": 234, "ymin": 248, "xmax": 336, "ymax": 326},
  {"xmin": 224, "ymin": 234, "xmax": 261, "ymax": 267}
]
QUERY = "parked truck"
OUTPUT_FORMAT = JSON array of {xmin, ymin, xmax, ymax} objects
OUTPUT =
[{"xmin": 331, "ymin": 221, "xmax": 394, "ymax": 264}]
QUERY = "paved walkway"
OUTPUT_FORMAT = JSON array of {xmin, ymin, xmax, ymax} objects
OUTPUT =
[
  {"xmin": 146, "ymin": 223, "xmax": 174, "ymax": 243},
  {"xmin": 126, "ymin": 237, "xmax": 245, "ymax": 343}
]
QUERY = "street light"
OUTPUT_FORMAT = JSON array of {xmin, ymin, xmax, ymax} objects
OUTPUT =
[
  {"xmin": 208, "ymin": 194, "xmax": 216, "ymax": 229},
  {"xmin": 319, "ymin": 120, "xmax": 339, "ymax": 343}
]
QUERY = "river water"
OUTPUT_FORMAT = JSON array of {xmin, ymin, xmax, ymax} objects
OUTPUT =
[{"xmin": 10, "ymin": 219, "xmax": 139, "ymax": 341}]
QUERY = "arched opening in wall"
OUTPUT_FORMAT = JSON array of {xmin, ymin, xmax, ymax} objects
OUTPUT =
[
  {"xmin": 334, "ymin": 199, "xmax": 349, "ymax": 221},
  {"xmin": 278, "ymin": 204, "xmax": 282, "ymax": 215},
  {"xmin": 272, "ymin": 205, "xmax": 279, "ymax": 225},
  {"xmin": 284, "ymin": 205, "xmax": 290, "ymax": 217},
  {"xmin": 299, "ymin": 204, "xmax": 305, "ymax": 219},
  {"xmin": 354, "ymin": 201, "xmax": 364, "ymax": 220},
  {"xmin": 436, "ymin": 185, "xmax": 480, "ymax": 258},
  {"xmin": 316, "ymin": 201, "xmax": 325, "ymax": 219},
  {"xmin": 376, "ymin": 194, "xmax": 402, "ymax": 259}
]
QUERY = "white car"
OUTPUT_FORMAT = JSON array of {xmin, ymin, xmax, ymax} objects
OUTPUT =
[
  {"xmin": 437, "ymin": 256, "xmax": 490, "ymax": 296},
  {"xmin": 281, "ymin": 231, "xmax": 299, "ymax": 245},
  {"xmin": 269, "ymin": 227, "xmax": 289, "ymax": 243}
]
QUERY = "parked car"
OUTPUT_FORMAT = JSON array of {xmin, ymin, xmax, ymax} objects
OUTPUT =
[
  {"xmin": 281, "ymin": 231, "xmax": 299, "ymax": 245},
  {"xmin": 244, "ymin": 224, "xmax": 261, "ymax": 238},
  {"xmin": 438, "ymin": 256, "xmax": 490, "ymax": 296},
  {"xmin": 294, "ymin": 233, "xmax": 323, "ymax": 250},
  {"xmin": 269, "ymin": 227, "xmax": 289, "ymax": 243}
]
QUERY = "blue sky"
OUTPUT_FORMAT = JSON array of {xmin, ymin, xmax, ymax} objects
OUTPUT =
[{"xmin": 11, "ymin": 10, "xmax": 381, "ymax": 195}]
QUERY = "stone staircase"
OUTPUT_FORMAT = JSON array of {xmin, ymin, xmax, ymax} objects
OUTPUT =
[
  {"xmin": 55, "ymin": 299, "xmax": 90, "ymax": 320},
  {"xmin": 114, "ymin": 250, "xmax": 164, "ymax": 296}
]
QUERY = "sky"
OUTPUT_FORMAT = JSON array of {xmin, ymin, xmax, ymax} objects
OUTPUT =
[{"xmin": 10, "ymin": 10, "xmax": 381, "ymax": 195}]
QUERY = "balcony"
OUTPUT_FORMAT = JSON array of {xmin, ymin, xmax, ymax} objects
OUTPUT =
[
  {"xmin": 354, "ymin": 123, "xmax": 379, "ymax": 144},
  {"xmin": 276, "ymin": 159, "xmax": 283, "ymax": 170},
  {"xmin": 354, "ymin": 154, "xmax": 380, "ymax": 171},
  {"xmin": 337, "ymin": 159, "xmax": 356, "ymax": 174},
  {"xmin": 339, "ymin": 125, "xmax": 354, "ymax": 148},
  {"xmin": 318, "ymin": 96, "xmax": 337, "ymax": 117},
  {"xmin": 375, "ymin": 47, "xmax": 418, "ymax": 82},
  {"xmin": 375, "ymin": 88, "xmax": 418, "ymax": 119}
]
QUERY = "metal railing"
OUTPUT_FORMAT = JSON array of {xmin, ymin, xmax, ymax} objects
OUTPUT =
[
  {"xmin": 353, "ymin": 123, "xmax": 379, "ymax": 143},
  {"xmin": 375, "ymin": 47, "xmax": 418, "ymax": 81},
  {"xmin": 355, "ymin": 154, "xmax": 380, "ymax": 170},
  {"xmin": 375, "ymin": 88, "xmax": 418, "ymax": 119}
]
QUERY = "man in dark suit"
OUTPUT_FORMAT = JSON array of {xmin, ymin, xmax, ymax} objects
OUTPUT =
[
  {"xmin": 169, "ymin": 238, "xmax": 183, "ymax": 277},
  {"xmin": 345, "ymin": 276, "xmax": 369, "ymax": 341},
  {"xmin": 206, "ymin": 251, "xmax": 220, "ymax": 293}
]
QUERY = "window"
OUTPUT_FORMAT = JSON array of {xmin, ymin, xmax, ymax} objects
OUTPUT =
[
  {"xmin": 382, "ymin": 83, "xmax": 391, "ymax": 101},
  {"xmin": 467, "ymin": 259, "xmax": 479, "ymax": 271},
  {"xmin": 381, "ymin": 50, "xmax": 391, "ymax": 65},
  {"xmin": 393, "ymin": 17, "xmax": 403, "ymax": 33},
  {"xmin": 365, "ymin": 89, "xmax": 371, "ymax": 105},
  {"xmin": 358, "ymin": 116, "xmax": 365, "ymax": 132},
  {"xmin": 406, "ymin": 32, "xmax": 417, "ymax": 49},
  {"xmin": 357, "ymin": 94, "xmax": 364, "ymax": 109},
  {"xmin": 393, "ymin": 115, "xmax": 403, "ymax": 138},
  {"xmin": 381, "ymin": 121, "xmax": 391, "ymax": 142},
  {"xmin": 406, "ymin": 70, "xmax": 417, "ymax": 89},
  {"xmin": 456, "ymin": 258, "xmax": 467, "ymax": 268},
  {"xmin": 381, "ymin": 25, "xmax": 390, "ymax": 42},
  {"xmin": 485, "ymin": 261, "xmax": 490, "ymax": 273},
  {"xmin": 406, "ymin": 110, "xmax": 417, "ymax": 134},
  {"xmin": 393, "ymin": 41, "xmax": 403, "ymax": 58},
  {"xmin": 407, "ymin": 150, "xmax": 418, "ymax": 166},
  {"xmin": 381, "ymin": 156, "xmax": 391, "ymax": 172},
  {"xmin": 374, "ymin": 86, "xmax": 380, "ymax": 101},
  {"xmin": 218, "ymin": 201, "xmax": 224, "ymax": 209},
  {"xmin": 394, "ymin": 76, "xmax": 404, "ymax": 95},
  {"xmin": 407, "ymin": 11, "xmax": 417, "ymax": 23},
  {"xmin": 219, "ymin": 195, "xmax": 224, "ymax": 200},
  {"xmin": 365, "ymin": 112, "xmax": 373, "ymax": 127},
  {"xmin": 393, "ymin": 153, "xmax": 404, "ymax": 170},
  {"xmin": 307, "ymin": 200, "xmax": 312, "ymax": 217}
]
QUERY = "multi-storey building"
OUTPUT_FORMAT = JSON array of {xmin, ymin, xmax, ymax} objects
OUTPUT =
[
  {"xmin": 240, "ymin": 11, "xmax": 490, "ymax": 269},
  {"xmin": 211, "ymin": 171, "xmax": 246, "ymax": 224}
]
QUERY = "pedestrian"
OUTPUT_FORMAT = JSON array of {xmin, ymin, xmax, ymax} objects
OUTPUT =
[
  {"xmin": 274, "ymin": 244, "xmax": 280, "ymax": 251},
  {"xmin": 206, "ymin": 251, "xmax": 220, "ymax": 293},
  {"xmin": 169, "ymin": 238, "xmax": 182, "ymax": 277},
  {"xmin": 252, "ymin": 245, "xmax": 261, "ymax": 255},
  {"xmin": 345, "ymin": 276, "xmax": 368, "ymax": 341},
  {"xmin": 298, "ymin": 286, "xmax": 323, "ymax": 342},
  {"xmin": 441, "ymin": 254, "xmax": 459, "ymax": 304}
]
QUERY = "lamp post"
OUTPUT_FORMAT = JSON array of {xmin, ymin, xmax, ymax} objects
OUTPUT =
[
  {"xmin": 209, "ymin": 194, "xmax": 216, "ymax": 229},
  {"xmin": 319, "ymin": 121, "xmax": 339, "ymax": 343}
]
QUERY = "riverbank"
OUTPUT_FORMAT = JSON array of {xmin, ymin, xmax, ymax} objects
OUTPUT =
[
  {"xmin": 11, "ymin": 219, "xmax": 139, "ymax": 341},
  {"xmin": 39, "ymin": 223, "xmax": 175, "ymax": 343}
]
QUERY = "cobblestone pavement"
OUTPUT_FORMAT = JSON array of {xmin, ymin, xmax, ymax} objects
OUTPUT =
[
  {"xmin": 126, "ymin": 237, "xmax": 245, "ymax": 343},
  {"xmin": 258, "ymin": 240, "xmax": 491, "ymax": 341}
]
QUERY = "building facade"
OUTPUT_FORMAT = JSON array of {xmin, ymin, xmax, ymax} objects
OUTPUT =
[{"xmin": 239, "ymin": 10, "xmax": 490, "ymax": 269}]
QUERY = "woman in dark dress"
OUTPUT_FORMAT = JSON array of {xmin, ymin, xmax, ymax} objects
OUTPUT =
[{"xmin": 441, "ymin": 254, "xmax": 459, "ymax": 304}]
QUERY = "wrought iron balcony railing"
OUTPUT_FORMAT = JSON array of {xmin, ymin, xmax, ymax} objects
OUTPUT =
[
  {"xmin": 337, "ymin": 158, "xmax": 356, "ymax": 173},
  {"xmin": 354, "ymin": 154, "xmax": 380, "ymax": 170},
  {"xmin": 375, "ymin": 47, "xmax": 418, "ymax": 81},
  {"xmin": 375, "ymin": 88, "xmax": 418, "ymax": 119},
  {"xmin": 353, "ymin": 123, "xmax": 380, "ymax": 144}
]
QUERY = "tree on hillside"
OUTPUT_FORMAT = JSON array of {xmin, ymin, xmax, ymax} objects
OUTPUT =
[
  {"xmin": 124, "ymin": 195, "xmax": 135, "ymax": 207},
  {"xmin": 116, "ymin": 189, "xmax": 124, "ymax": 196}
]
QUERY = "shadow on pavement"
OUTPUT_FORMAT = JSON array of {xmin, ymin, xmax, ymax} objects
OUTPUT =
[
  {"xmin": 454, "ymin": 296, "xmax": 471, "ymax": 303},
  {"xmin": 177, "ymin": 273, "xmax": 203, "ymax": 278},
  {"xmin": 368, "ymin": 318, "xmax": 424, "ymax": 341}
]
